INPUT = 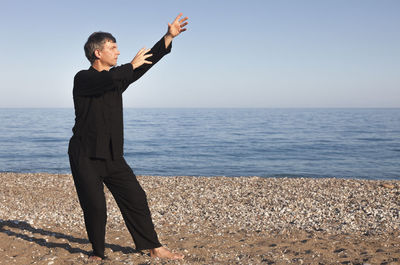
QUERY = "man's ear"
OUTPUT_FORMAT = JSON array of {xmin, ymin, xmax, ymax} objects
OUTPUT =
[{"xmin": 94, "ymin": 49, "xmax": 101, "ymax": 60}]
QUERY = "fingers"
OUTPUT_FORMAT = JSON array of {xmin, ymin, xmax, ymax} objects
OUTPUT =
[
  {"xmin": 138, "ymin": 47, "xmax": 151, "ymax": 55},
  {"xmin": 173, "ymin": 13, "xmax": 183, "ymax": 23},
  {"xmin": 179, "ymin": 16, "xmax": 188, "ymax": 23},
  {"xmin": 135, "ymin": 51, "xmax": 152, "ymax": 61},
  {"xmin": 131, "ymin": 47, "xmax": 153, "ymax": 68},
  {"xmin": 180, "ymin": 22, "xmax": 188, "ymax": 28}
]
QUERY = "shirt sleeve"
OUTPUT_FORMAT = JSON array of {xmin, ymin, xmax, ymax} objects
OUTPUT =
[{"xmin": 110, "ymin": 35, "xmax": 172, "ymax": 93}]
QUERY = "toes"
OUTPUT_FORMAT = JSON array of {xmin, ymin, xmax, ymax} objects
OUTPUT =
[
  {"xmin": 88, "ymin": 254, "xmax": 103, "ymax": 261},
  {"xmin": 172, "ymin": 253, "xmax": 184, "ymax": 260},
  {"xmin": 150, "ymin": 247, "xmax": 184, "ymax": 260}
]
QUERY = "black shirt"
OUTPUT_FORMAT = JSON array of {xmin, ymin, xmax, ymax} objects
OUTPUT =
[{"xmin": 70, "ymin": 36, "xmax": 172, "ymax": 159}]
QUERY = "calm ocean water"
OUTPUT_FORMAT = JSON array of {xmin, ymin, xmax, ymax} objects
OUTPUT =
[{"xmin": 0, "ymin": 108, "xmax": 399, "ymax": 180}]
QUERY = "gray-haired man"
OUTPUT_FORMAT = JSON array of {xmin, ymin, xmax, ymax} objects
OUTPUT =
[{"xmin": 68, "ymin": 13, "xmax": 188, "ymax": 261}]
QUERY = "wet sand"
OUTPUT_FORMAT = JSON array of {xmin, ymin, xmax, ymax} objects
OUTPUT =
[{"xmin": 0, "ymin": 173, "xmax": 399, "ymax": 264}]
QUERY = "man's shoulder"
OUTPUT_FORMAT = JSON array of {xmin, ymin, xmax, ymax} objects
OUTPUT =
[
  {"xmin": 74, "ymin": 67, "xmax": 112, "ymax": 84},
  {"xmin": 109, "ymin": 63, "xmax": 133, "ymax": 72},
  {"xmin": 74, "ymin": 68, "xmax": 95, "ymax": 79},
  {"xmin": 74, "ymin": 69, "xmax": 90, "ymax": 83},
  {"xmin": 73, "ymin": 67, "xmax": 115, "ymax": 96}
]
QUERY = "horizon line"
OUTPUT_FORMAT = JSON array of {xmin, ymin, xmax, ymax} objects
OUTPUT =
[{"xmin": 1, "ymin": 107, "xmax": 399, "ymax": 109}]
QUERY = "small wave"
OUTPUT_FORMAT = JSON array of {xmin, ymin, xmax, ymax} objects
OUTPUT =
[
  {"xmin": 32, "ymin": 137, "xmax": 65, "ymax": 143},
  {"xmin": 357, "ymin": 137, "xmax": 390, "ymax": 142}
]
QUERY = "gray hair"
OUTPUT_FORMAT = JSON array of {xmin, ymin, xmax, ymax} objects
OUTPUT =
[{"xmin": 84, "ymin": 32, "xmax": 116, "ymax": 64}]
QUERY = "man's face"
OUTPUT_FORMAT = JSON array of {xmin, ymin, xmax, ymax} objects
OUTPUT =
[{"xmin": 96, "ymin": 40, "xmax": 120, "ymax": 67}]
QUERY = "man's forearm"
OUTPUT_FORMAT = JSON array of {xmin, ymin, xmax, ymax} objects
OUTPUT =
[{"xmin": 164, "ymin": 33, "xmax": 173, "ymax": 49}]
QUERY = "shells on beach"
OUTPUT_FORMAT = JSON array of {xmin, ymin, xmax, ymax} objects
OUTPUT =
[
  {"xmin": 0, "ymin": 172, "xmax": 399, "ymax": 264},
  {"xmin": 1, "ymin": 172, "xmax": 400, "ymax": 235}
]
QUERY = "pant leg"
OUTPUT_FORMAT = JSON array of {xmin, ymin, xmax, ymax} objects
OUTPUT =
[
  {"xmin": 68, "ymin": 138, "xmax": 108, "ymax": 258},
  {"xmin": 103, "ymin": 157, "xmax": 162, "ymax": 250}
]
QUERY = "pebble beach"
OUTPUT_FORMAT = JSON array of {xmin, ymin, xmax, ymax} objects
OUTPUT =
[{"xmin": 0, "ymin": 172, "xmax": 399, "ymax": 264}]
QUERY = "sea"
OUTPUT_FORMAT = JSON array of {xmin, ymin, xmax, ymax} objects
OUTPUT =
[{"xmin": 0, "ymin": 108, "xmax": 399, "ymax": 180}]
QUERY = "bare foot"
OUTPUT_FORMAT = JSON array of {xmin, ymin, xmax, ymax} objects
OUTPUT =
[
  {"xmin": 88, "ymin": 255, "xmax": 103, "ymax": 261},
  {"xmin": 150, "ymin": 246, "xmax": 184, "ymax": 260}
]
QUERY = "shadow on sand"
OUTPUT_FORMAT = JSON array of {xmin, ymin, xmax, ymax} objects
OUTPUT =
[{"xmin": 0, "ymin": 219, "xmax": 140, "ymax": 257}]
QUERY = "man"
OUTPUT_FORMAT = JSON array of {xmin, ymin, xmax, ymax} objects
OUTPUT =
[{"xmin": 68, "ymin": 13, "xmax": 188, "ymax": 261}]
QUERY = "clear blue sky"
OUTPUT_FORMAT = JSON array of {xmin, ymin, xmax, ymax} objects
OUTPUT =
[{"xmin": 1, "ymin": 0, "xmax": 399, "ymax": 108}]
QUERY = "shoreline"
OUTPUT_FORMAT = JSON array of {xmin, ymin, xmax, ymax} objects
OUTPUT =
[
  {"xmin": 1, "ymin": 171, "xmax": 398, "ymax": 181},
  {"xmin": 1, "ymin": 173, "xmax": 399, "ymax": 264}
]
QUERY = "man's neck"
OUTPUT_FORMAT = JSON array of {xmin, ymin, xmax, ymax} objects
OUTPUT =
[{"xmin": 92, "ymin": 61, "xmax": 111, "ymax": 72}]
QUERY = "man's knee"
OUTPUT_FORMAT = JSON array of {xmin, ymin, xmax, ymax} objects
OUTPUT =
[{"xmin": 83, "ymin": 202, "xmax": 107, "ymax": 222}]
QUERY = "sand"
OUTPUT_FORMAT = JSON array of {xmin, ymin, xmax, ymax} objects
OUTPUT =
[{"xmin": 0, "ymin": 172, "xmax": 399, "ymax": 264}]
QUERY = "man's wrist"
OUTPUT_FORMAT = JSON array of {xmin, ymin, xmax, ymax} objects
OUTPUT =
[
  {"xmin": 164, "ymin": 33, "xmax": 174, "ymax": 40},
  {"xmin": 164, "ymin": 33, "xmax": 173, "ymax": 49}
]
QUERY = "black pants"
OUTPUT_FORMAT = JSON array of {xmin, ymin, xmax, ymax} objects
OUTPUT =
[{"xmin": 68, "ymin": 137, "xmax": 161, "ymax": 258}]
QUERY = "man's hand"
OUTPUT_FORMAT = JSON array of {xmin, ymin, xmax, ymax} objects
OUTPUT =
[
  {"xmin": 167, "ymin": 13, "xmax": 188, "ymax": 38},
  {"xmin": 131, "ymin": 48, "xmax": 152, "ymax": 69},
  {"xmin": 164, "ymin": 13, "xmax": 188, "ymax": 49}
]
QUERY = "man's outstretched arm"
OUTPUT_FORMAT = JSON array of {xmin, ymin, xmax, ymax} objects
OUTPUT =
[
  {"xmin": 131, "ymin": 13, "xmax": 188, "ymax": 69},
  {"xmin": 112, "ymin": 13, "xmax": 189, "ymax": 92}
]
